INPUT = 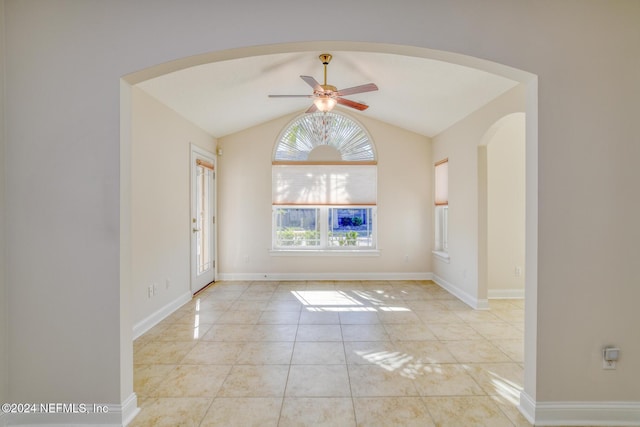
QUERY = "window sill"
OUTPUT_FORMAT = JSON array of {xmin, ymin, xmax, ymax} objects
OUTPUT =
[
  {"xmin": 270, "ymin": 249, "xmax": 380, "ymax": 257},
  {"xmin": 432, "ymin": 250, "xmax": 450, "ymax": 263}
]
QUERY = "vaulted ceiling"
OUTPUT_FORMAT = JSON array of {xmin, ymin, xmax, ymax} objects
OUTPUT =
[{"xmin": 137, "ymin": 50, "xmax": 519, "ymax": 139}]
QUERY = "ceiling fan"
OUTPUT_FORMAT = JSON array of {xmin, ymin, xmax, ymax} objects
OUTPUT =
[{"xmin": 268, "ymin": 53, "xmax": 378, "ymax": 113}]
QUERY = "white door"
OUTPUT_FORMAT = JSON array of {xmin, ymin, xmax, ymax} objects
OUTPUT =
[{"xmin": 190, "ymin": 145, "xmax": 216, "ymax": 294}]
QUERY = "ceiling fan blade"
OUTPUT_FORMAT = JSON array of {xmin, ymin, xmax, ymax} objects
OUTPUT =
[
  {"xmin": 300, "ymin": 75, "xmax": 322, "ymax": 91},
  {"xmin": 336, "ymin": 83, "xmax": 378, "ymax": 97},
  {"xmin": 305, "ymin": 103, "xmax": 318, "ymax": 113},
  {"xmin": 268, "ymin": 94, "xmax": 313, "ymax": 98},
  {"xmin": 336, "ymin": 97, "xmax": 369, "ymax": 111}
]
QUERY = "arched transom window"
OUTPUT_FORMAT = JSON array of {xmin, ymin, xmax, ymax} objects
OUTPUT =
[
  {"xmin": 272, "ymin": 112, "xmax": 378, "ymax": 251},
  {"xmin": 274, "ymin": 112, "xmax": 376, "ymax": 162}
]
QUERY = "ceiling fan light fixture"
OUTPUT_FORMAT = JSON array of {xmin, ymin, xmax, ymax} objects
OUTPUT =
[{"xmin": 314, "ymin": 96, "xmax": 337, "ymax": 112}]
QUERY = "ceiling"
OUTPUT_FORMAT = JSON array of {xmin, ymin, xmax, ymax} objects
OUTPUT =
[{"xmin": 137, "ymin": 51, "xmax": 519, "ymax": 139}]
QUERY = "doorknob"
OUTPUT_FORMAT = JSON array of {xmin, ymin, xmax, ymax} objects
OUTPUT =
[{"xmin": 193, "ymin": 228, "xmax": 201, "ymax": 233}]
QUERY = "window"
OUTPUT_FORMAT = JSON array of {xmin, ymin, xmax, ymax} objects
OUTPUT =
[
  {"xmin": 272, "ymin": 112, "xmax": 377, "ymax": 252},
  {"xmin": 434, "ymin": 158, "xmax": 449, "ymax": 259},
  {"xmin": 274, "ymin": 206, "xmax": 375, "ymax": 249}
]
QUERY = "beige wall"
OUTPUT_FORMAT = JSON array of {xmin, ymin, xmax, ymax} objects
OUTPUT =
[
  {"xmin": 432, "ymin": 85, "xmax": 526, "ymax": 305},
  {"xmin": 131, "ymin": 87, "xmax": 215, "ymax": 326},
  {"xmin": 217, "ymin": 110, "xmax": 432, "ymax": 278},
  {"xmin": 2, "ymin": 1, "xmax": 639, "ymax": 424},
  {"xmin": 487, "ymin": 113, "xmax": 526, "ymax": 296}
]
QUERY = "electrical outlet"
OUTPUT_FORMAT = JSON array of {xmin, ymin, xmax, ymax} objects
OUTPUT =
[
  {"xmin": 514, "ymin": 266, "xmax": 522, "ymax": 277},
  {"xmin": 602, "ymin": 347, "xmax": 619, "ymax": 370},
  {"xmin": 166, "ymin": 278, "xmax": 171, "ymax": 290},
  {"xmin": 404, "ymin": 255, "xmax": 409, "ymax": 263},
  {"xmin": 147, "ymin": 285, "xmax": 153, "ymax": 299}
]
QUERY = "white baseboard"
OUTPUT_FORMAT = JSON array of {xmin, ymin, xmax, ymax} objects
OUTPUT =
[
  {"xmin": 488, "ymin": 288, "xmax": 525, "ymax": 299},
  {"xmin": 133, "ymin": 291, "xmax": 192, "ymax": 339},
  {"xmin": 217, "ymin": 272, "xmax": 434, "ymax": 282},
  {"xmin": 519, "ymin": 392, "xmax": 640, "ymax": 426},
  {"xmin": 4, "ymin": 393, "xmax": 139, "ymax": 426},
  {"xmin": 0, "ymin": 411, "xmax": 7, "ymax": 427},
  {"xmin": 121, "ymin": 393, "xmax": 140, "ymax": 427},
  {"xmin": 432, "ymin": 274, "xmax": 488, "ymax": 309}
]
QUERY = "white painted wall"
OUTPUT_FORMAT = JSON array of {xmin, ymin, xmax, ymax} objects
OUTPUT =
[
  {"xmin": 2, "ymin": 1, "xmax": 639, "ymax": 425},
  {"xmin": 217, "ymin": 110, "xmax": 432, "ymax": 278},
  {"xmin": 487, "ymin": 113, "xmax": 525, "ymax": 296},
  {"xmin": 432, "ymin": 85, "xmax": 526, "ymax": 306},
  {"xmin": 131, "ymin": 87, "xmax": 215, "ymax": 326}
]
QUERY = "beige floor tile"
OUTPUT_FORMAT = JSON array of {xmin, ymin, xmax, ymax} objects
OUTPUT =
[
  {"xmin": 427, "ymin": 322, "xmax": 485, "ymax": 341},
  {"xmin": 415, "ymin": 310, "xmax": 465, "ymax": 323},
  {"xmin": 377, "ymin": 311, "xmax": 422, "ymax": 325},
  {"xmin": 179, "ymin": 311, "xmax": 224, "ymax": 325},
  {"xmin": 200, "ymin": 397, "xmax": 282, "ymax": 427},
  {"xmin": 453, "ymin": 309, "xmax": 502, "ymax": 323},
  {"xmin": 129, "ymin": 281, "xmax": 527, "ymax": 426},
  {"xmin": 339, "ymin": 311, "xmax": 381, "ymax": 325},
  {"xmin": 151, "ymin": 364, "xmax": 231, "ymax": 397},
  {"xmin": 280, "ymin": 397, "xmax": 356, "ymax": 427},
  {"xmin": 218, "ymin": 365, "xmax": 289, "ymax": 397},
  {"xmin": 463, "ymin": 363, "xmax": 524, "ymax": 397},
  {"xmin": 423, "ymin": 396, "xmax": 514, "ymax": 427},
  {"xmin": 353, "ymin": 397, "xmax": 435, "ymax": 427},
  {"xmin": 201, "ymin": 324, "xmax": 255, "ymax": 342},
  {"xmin": 384, "ymin": 323, "xmax": 438, "ymax": 341},
  {"xmin": 133, "ymin": 364, "xmax": 176, "ymax": 397},
  {"xmin": 291, "ymin": 341, "xmax": 347, "ymax": 364},
  {"xmin": 249, "ymin": 324, "xmax": 298, "ymax": 341},
  {"xmin": 296, "ymin": 324, "xmax": 343, "ymax": 341},
  {"xmin": 299, "ymin": 311, "xmax": 341, "ymax": 324},
  {"xmin": 395, "ymin": 341, "xmax": 459, "ymax": 364},
  {"xmin": 128, "ymin": 397, "xmax": 211, "ymax": 427},
  {"xmin": 342, "ymin": 324, "xmax": 390, "ymax": 341},
  {"xmin": 445, "ymin": 340, "xmax": 512, "ymax": 363},
  {"xmin": 493, "ymin": 339, "xmax": 525, "ymax": 363},
  {"xmin": 286, "ymin": 364, "xmax": 351, "ymax": 397},
  {"xmin": 344, "ymin": 341, "xmax": 410, "ymax": 366},
  {"xmin": 348, "ymin": 364, "xmax": 419, "ymax": 397},
  {"xmin": 412, "ymin": 364, "xmax": 484, "ymax": 396},
  {"xmin": 134, "ymin": 341, "xmax": 196, "ymax": 364},
  {"xmin": 469, "ymin": 321, "xmax": 523, "ymax": 340},
  {"xmin": 258, "ymin": 311, "xmax": 301, "ymax": 325},
  {"xmin": 156, "ymin": 322, "xmax": 214, "ymax": 342},
  {"xmin": 235, "ymin": 341, "xmax": 294, "ymax": 365},
  {"xmin": 490, "ymin": 395, "xmax": 533, "ymax": 427},
  {"xmin": 215, "ymin": 309, "xmax": 263, "ymax": 324},
  {"xmin": 181, "ymin": 341, "xmax": 244, "ymax": 365}
]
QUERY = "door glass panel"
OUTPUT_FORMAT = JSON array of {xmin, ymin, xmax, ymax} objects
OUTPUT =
[{"xmin": 196, "ymin": 165, "xmax": 212, "ymax": 275}]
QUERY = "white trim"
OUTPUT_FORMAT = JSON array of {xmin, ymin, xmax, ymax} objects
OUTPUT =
[
  {"xmin": 121, "ymin": 393, "xmax": 140, "ymax": 427},
  {"xmin": 518, "ymin": 391, "xmax": 536, "ymax": 424},
  {"xmin": 132, "ymin": 291, "xmax": 191, "ymax": 339},
  {"xmin": 488, "ymin": 288, "xmax": 525, "ymax": 299},
  {"xmin": 4, "ymin": 393, "xmax": 138, "ymax": 426},
  {"xmin": 519, "ymin": 394, "xmax": 640, "ymax": 426},
  {"xmin": 269, "ymin": 249, "xmax": 380, "ymax": 257},
  {"xmin": 432, "ymin": 274, "xmax": 489, "ymax": 310},
  {"xmin": 217, "ymin": 272, "xmax": 433, "ymax": 282},
  {"xmin": 431, "ymin": 250, "xmax": 450, "ymax": 263}
]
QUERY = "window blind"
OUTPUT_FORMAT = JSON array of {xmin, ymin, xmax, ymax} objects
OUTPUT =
[
  {"xmin": 435, "ymin": 159, "xmax": 448, "ymax": 206},
  {"xmin": 272, "ymin": 164, "xmax": 377, "ymax": 205}
]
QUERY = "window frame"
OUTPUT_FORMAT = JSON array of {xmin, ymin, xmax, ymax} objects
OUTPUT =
[
  {"xmin": 272, "ymin": 205, "xmax": 377, "ymax": 252},
  {"xmin": 433, "ymin": 158, "xmax": 450, "ymax": 262}
]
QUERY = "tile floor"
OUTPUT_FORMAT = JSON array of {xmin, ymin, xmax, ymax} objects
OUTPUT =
[{"xmin": 131, "ymin": 280, "xmax": 531, "ymax": 426}]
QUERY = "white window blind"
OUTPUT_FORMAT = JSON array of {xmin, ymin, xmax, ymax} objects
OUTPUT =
[
  {"xmin": 435, "ymin": 159, "xmax": 448, "ymax": 206},
  {"xmin": 272, "ymin": 164, "xmax": 377, "ymax": 205}
]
